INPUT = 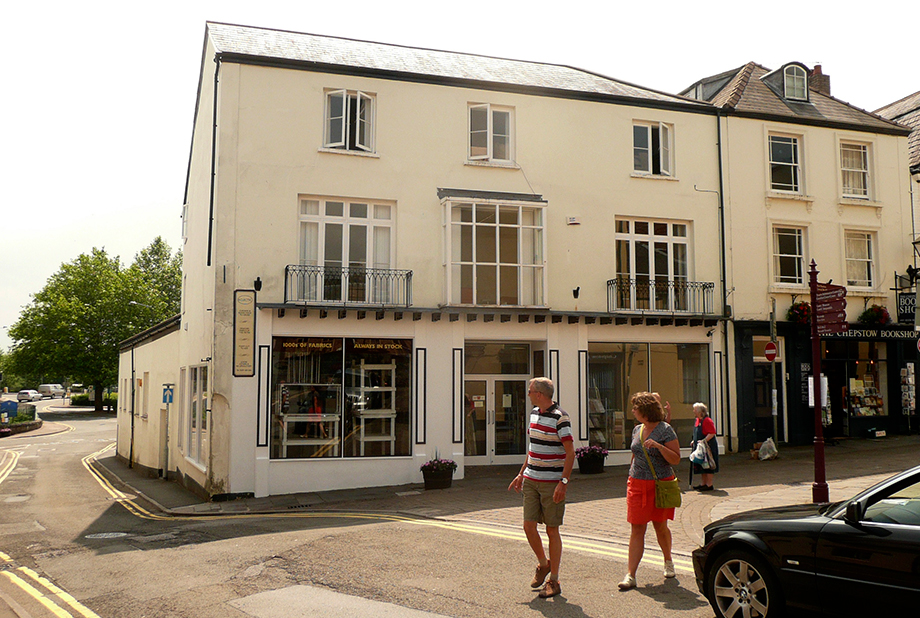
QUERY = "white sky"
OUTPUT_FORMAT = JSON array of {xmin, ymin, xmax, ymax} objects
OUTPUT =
[{"xmin": 1, "ymin": 0, "xmax": 915, "ymax": 350}]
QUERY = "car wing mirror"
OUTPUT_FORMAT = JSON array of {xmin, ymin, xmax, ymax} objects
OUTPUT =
[{"xmin": 844, "ymin": 501, "xmax": 863, "ymax": 524}]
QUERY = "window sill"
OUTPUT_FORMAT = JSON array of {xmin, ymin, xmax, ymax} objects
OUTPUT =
[
  {"xmin": 318, "ymin": 147, "xmax": 380, "ymax": 159},
  {"xmin": 838, "ymin": 197, "xmax": 883, "ymax": 218},
  {"xmin": 769, "ymin": 285, "xmax": 810, "ymax": 296},
  {"xmin": 630, "ymin": 172, "xmax": 678, "ymax": 181},
  {"xmin": 766, "ymin": 191, "xmax": 815, "ymax": 211},
  {"xmin": 464, "ymin": 160, "xmax": 520, "ymax": 170}
]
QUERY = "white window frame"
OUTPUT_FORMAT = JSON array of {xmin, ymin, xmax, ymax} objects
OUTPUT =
[
  {"xmin": 614, "ymin": 219, "xmax": 691, "ymax": 311},
  {"xmin": 443, "ymin": 198, "xmax": 545, "ymax": 307},
  {"xmin": 772, "ymin": 226, "xmax": 806, "ymax": 285},
  {"xmin": 844, "ymin": 230, "xmax": 875, "ymax": 288},
  {"xmin": 298, "ymin": 196, "xmax": 395, "ymax": 303},
  {"xmin": 769, "ymin": 134, "xmax": 802, "ymax": 193},
  {"xmin": 324, "ymin": 89, "xmax": 375, "ymax": 153},
  {"xmin": 633, "ymin": 122, "xmax": 673, "ymax": 176},
  {"xmin": 468, "ymin": 103, "xmax": 514, "ymax": 163},
  {"xmin": 186, "ymin": 364, "xmax": 209, "ymax": 469},
  {"xmin": 784, "ymin": 65, "xmax": 807, "ymax": 101},
  {"xmin": 840, "ymin": 142, "xmax": 871, "ymax": 199}
]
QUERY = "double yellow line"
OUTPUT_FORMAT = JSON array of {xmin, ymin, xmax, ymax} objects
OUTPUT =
[{"xmin": 0, "ymin": 552, "xmax": 99, "ymax": 618}]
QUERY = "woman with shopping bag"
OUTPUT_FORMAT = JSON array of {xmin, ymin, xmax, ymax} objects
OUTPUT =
[
  {"xmin": 690, "ymin": 402, "xmax": 718, "ymax": 491},
  {"xmin": 617, "ymin": 392, "xmax": 681, "ymax": 591}
]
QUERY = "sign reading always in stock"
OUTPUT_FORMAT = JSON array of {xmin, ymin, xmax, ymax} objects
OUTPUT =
[{"xmin": 234, "ymin": 290, "xmax": 256, "ymax": 377}]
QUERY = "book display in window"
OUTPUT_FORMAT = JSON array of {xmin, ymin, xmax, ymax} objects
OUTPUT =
[
  {"xmin": 847, "ymin": 375, "xmax": 885, "ymax": 417},
  {"xmin": 901, "ymin": 364, "xmax": 915, "ymax": 417}
]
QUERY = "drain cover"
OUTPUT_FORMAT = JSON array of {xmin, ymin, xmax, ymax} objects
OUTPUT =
[{"xmin": 84, "ymin": 532, "xmax": 128, "ymax": 539}]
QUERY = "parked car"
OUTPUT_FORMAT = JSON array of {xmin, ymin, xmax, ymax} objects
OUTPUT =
[
  {"xmin": 693, "ymin": 464, "xmax": 920, "ymax": 616},
  {"xmin": 17, "ymin": 390, "xmax": 42, "ymax": 402},
  {"xmin": 38, "ymin": 383, "xmax": 66, "ymax": 398}
]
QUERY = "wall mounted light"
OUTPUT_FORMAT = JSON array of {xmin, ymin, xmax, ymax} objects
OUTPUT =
[{"xmin": 254, "ymin": 277, "xmax": 262, "ymax": 291}]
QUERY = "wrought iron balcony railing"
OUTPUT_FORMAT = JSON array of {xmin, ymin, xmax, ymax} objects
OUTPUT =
[
  {"xmin": 285, "ymin": 265, "xmax": 413, "ymax": 307},
  {"xmin": 607, "ymin": 278, "xmax": 715, "ymax": 315}
]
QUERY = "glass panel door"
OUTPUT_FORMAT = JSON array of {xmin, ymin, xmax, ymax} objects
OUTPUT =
[
  {"xmin": 494, "ymin": 379, "xmax": 527, "ymax": 458},
  {"xmin": 464, "ymin": 377, "xmax": 528, "ymax": 464}
]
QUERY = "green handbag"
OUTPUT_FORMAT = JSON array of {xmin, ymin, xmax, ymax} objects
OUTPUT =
[{"xmin": 640, "ymin": 427, "xmax": 682, "ymax": 509}]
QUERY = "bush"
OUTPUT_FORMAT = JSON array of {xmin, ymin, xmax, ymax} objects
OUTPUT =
[{"xmin": 69, "ymin": 392, "xmax": 118, "ymax": 408}]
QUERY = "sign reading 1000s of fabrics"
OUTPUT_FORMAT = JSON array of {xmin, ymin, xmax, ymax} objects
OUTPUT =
[{"xmin": 814, "ymin": 281, "xmax": 848, "ymax": 336}]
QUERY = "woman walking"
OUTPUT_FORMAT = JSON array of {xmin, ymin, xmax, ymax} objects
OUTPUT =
[
  {"xmin": 618, "ymin": 392, "xmax": 681, "ymax": 590},
  {"xmin": 691, "ymin": 402, "xmax": 719, "ymax": 491}
]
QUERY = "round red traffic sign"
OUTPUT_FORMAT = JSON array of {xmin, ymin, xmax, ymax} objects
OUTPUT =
[{"xmin": 764, "ymin": 341, "xmax": 777, "ymax": 362}]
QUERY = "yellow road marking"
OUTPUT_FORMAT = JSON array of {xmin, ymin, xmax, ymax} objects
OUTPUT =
[
  {"xmin": 1, "ymin": 570, "xmax": 73, "ymax": 618},
  {"xmin": 18, "ymin": 567, "xmax": 101, "ymax": 618},
  {"xmin": 0, "ymin": 450, "xmax": 20, "ymax": 484}
]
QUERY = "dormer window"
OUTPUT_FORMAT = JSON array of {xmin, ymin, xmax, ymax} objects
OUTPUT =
[{"xmin": 784, "ymin": 65, "xmax": 807, "ymax": 101}]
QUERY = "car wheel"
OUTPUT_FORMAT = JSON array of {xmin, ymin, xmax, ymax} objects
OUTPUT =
[{"xmin": 707, "ymin": 549, "xmax": 783, "ymax": 618}]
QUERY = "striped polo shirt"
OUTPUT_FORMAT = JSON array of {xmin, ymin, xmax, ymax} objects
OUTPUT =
[{"xmin": 523, "ymin": 403, "xmax": 573, "ymax": 482}]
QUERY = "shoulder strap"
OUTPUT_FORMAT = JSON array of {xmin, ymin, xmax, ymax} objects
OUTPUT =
[{"xmin": 639, "ymin": 426, "xmax": 659, "ymax": 480}]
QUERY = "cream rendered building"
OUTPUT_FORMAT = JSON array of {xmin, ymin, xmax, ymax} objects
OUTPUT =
[
  {"xmin": 117, "ymin": 22, "xmax": 727, "ymax": 498},
  {"xmin": 683, "ymin": 63, "xmax": 915, "ymax": 451}
]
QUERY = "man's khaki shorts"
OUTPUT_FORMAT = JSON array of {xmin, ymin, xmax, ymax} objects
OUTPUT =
[{"xmin": 522, "ymin": 478, "xmax": 565, "ymax": 527}]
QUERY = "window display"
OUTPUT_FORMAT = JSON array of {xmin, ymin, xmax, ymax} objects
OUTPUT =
[{"xmin": 271, "ymin": 337, "xmax": 411, "ymax": 459}]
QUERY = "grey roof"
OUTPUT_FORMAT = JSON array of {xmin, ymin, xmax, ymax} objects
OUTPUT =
[
  {"xmin": 681, "ymin": 62, "xmax": 908, "ymax": 135},
  {"xmin": 206, "ymin": 22, "xmax": 705, "ymax": 109},
  {"xmin": 876, "ymin": 92, "xmax": 920, "ymax": 172}
]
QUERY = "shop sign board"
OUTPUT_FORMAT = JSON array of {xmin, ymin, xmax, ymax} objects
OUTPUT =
[
  {"xmin": 898, "ymin": 292, "xmax": 916, "ymax": 324},
  {"xmin": 233, "ymin": 289, "xmax": 256, "ymax": 377}
]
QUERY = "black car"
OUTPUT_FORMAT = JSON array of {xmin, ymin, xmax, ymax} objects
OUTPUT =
[{"xmin": 693, "ymin": 464, "xmax": 920, "ymax": 617}]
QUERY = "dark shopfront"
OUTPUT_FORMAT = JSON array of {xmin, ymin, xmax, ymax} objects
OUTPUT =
[{"xmin": 735, "ymin": 323, "xmax": 918, "ymax": 452}]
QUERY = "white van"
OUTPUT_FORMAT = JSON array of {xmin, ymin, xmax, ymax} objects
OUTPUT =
[{"xmin": 38, "ymin": 384, "xmax": 66, "ymax": 399}]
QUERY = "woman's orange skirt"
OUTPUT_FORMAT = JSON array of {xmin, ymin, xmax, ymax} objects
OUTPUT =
[{"xmin": 626, "ymin": 476, "xmax": 676, "ymax": 524}]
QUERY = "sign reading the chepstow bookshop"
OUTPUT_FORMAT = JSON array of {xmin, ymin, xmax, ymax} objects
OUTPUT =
[
  {"xmin": 822, "ymin": 327, "xmax": 920, "ymax": 340},
  {"xmin": 233, "ymin": 290, "xmax": 256, "ymax": 377}
]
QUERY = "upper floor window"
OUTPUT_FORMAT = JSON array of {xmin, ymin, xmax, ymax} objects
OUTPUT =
[
  {"xmin": 769, "ymin": 135, "xmax": 801, "ymax": 193},
  {"xmin": 840, "ymin": 143, "xmax": 870, "ymax": 199},
  {"xmin": 773, "ymin": 226, "xmax": 805, "ymax": 285},
  {"xmin": 298, "ymin": 197, "xmax": 395, "ymax": 303},
  {"xmin": 633, "ymin": 122, "xmax": 672, "ymax": 176},
  {"xmin": 784, "ymin": 65, "xmax": 807, "ymax": 100},
  {"xmin": 845, "ymin": 231, "xmax": 875, "ymax": 287},
  {"xmin": 469, "ymin": 104, "xmax": 513, "ymax": 162},
  {"xmin": 324, "ymin": 90, "xmax": 375, "ymax": 152},
  {"xmin": 445, "ymin": 200, "xmax": 544, "ymax": 306},
  {"xmin": 614, "ymin": 219, "xmax": 689, "ymax": 311}
]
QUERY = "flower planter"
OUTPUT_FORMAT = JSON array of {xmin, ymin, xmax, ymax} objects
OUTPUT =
[
  {"xmin": 577, "ymin": 457, "xmax": 605, "ymax": 474},
  {"xmin": 422, "ymin": 469, "xmax": 453, "ymax": 490}
]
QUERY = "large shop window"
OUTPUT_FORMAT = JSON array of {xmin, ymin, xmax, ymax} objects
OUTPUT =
[
  {"xmin": 271, "ymin": 337, "xmax": 411, "ymax": 459},
  {"xmin": 823, "ymin": 340, "xmax": 888, "ymax": 433},
  {"xmin": 446, "ymin": 201, "xmax": 545, "ymax": 306},
  {"xmin": 586, "ymin": 342, "xmax": 710, "ymax": 450}
]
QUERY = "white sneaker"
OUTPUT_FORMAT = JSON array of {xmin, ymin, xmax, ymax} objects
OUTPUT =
[
  {"xmin": 664, "ymin": 560, "xmax": 676, "ymax": 578},
  {"xmin": 617, "ymin": 574, "xmax": 636, "ymax": 590}
]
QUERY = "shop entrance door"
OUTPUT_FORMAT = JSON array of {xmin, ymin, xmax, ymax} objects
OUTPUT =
[
  {"xmin": 464, "ymin": 377, "xmax": 529, "ymax": 464},
  {"xmin": 753, "ymin": 363, "xmax": 786, "ymax": 443}
]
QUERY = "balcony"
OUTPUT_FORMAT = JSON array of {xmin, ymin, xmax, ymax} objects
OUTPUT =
[
  {"xmin": 607, "ymin": 278, "xmax": 715, "ymax": 315},
  {"xmin": 285, "ymin": 265, "xmax": 413, "ymax": 307}
]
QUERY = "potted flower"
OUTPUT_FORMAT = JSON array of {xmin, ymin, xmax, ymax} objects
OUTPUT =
[
  {"xmin": 420, "ymin": 456, "xmax": 457, "ymax": 489},
  {"xmin": 857, "ymin": 304, "xmax": 890, "ymax": 326},
  {"xmin": 575, "ymin": 445, "xmax": 608, "ymax": 474},
  {"xmin": 786, "ymin": 301, "xmax": 812, "ymax": 325}
]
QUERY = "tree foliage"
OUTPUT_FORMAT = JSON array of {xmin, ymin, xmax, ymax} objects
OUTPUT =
[{"xmin": 6, "ymin": 238, "xmax": 181, "ymax": 409}]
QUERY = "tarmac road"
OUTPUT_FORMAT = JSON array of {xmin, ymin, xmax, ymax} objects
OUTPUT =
[{"xmin": 0, "ymin": 399, "xmax": 917, "ymax": 617}]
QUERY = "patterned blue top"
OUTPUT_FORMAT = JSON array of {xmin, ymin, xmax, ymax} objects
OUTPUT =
[{"xmin": 628, "ymin": 422, "xmax": 678, "ymax": 480}]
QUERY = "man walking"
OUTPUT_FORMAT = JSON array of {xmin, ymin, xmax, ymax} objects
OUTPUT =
[{"xmin": 508, "ymin": 377, "xmax": 575, "ymax": 598}]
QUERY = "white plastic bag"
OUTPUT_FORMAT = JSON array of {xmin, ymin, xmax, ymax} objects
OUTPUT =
[
  {"xmin": 690, "ymin": 442, "xmax": 711, "ymax": 468},
  {"xmin": 758, "ymin": 437, "xmax": 778, "ymax": 460}
]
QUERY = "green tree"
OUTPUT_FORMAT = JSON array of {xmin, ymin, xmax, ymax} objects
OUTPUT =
[{"xmin": 7, "ymin": 239, "xmax": 181, "ymax": 411}]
